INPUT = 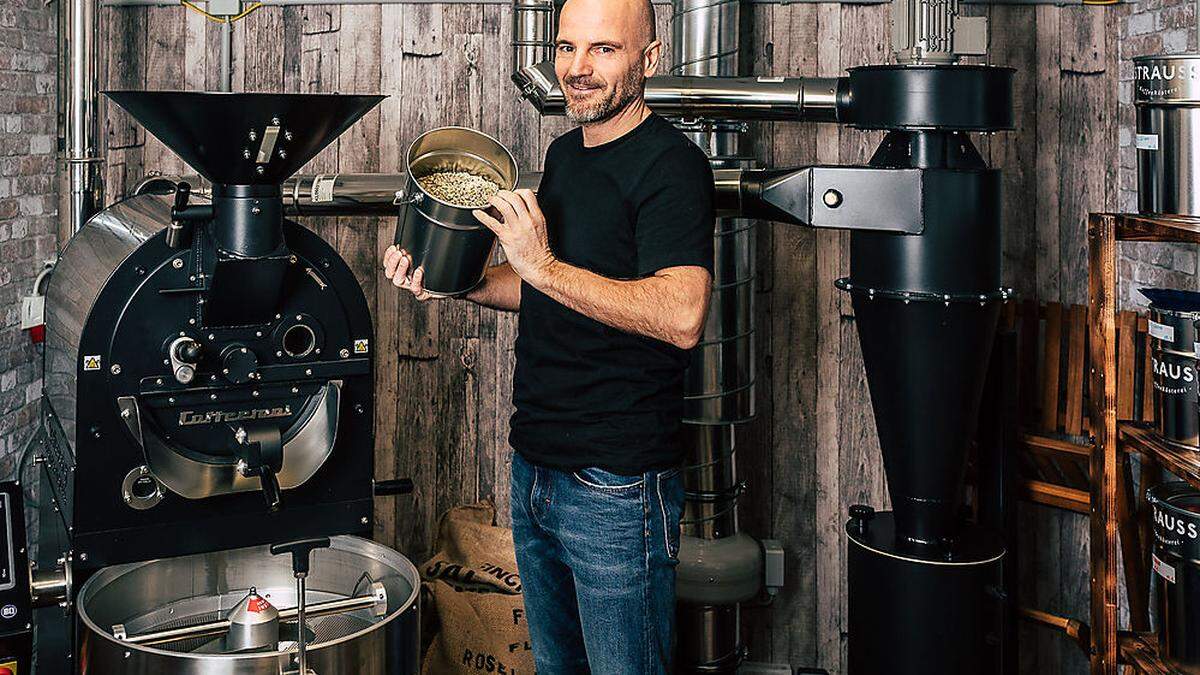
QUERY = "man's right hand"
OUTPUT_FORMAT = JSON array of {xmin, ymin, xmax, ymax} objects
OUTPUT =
[{"xmin": 383, "ymin": 245, "xmax": 434, "ymax": 302}]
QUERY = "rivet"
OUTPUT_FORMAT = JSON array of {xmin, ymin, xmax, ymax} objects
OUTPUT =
[{"xmin": 172, "ymin": 259, "xmax": 184, "ymax": 269}]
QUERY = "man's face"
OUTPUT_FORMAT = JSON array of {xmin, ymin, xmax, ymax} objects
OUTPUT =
[{"xmin": 554, "ymin": 0, "xmax": 659, "ymax": 124}]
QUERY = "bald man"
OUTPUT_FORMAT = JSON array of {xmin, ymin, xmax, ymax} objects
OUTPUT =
[{"xmin": 384, "ymin": 0, "xmax": 713, "ymax": 671}]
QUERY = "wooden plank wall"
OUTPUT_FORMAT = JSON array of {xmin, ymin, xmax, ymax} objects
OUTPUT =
[{"xmin": 96, "ymin": 2, "xmax": 1122, "ymax": 672}]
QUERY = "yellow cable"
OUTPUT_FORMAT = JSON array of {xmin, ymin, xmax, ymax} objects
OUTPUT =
[
  {"xmin": 180, "ymin": 0, "xmax": 263, "ymax": 24},
  {"xmin": 228, "ymin": 2, "xmax": 262, "ymax": 22},
  {"xmin": 181, "ymin": 0, "xmax": 225, "ymax": 22}
]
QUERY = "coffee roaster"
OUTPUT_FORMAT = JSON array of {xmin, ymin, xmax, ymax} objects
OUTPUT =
[{"xmin": 23, "ymin": 90, "xmax": 421, "ymax": 673}]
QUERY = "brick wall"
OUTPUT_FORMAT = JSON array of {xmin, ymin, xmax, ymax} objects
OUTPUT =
[
  {"xmin": 0, "ymin": 0, "xmax": 57, "ymax": 478},
  {"xmin": 1117, "ymin": 0, "xmax": 1200, "ymax": 307}
]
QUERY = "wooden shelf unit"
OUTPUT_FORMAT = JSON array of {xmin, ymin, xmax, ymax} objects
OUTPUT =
[
  {"xmin": 1120, "ymin": 424, "xmax": 1200, "ymax": 490},
  {"xmin": 1087, "ymin": 213, "xmax": 1200, "ymax": 675},
  {"xmin": 1119, "ymin": 633, "xmax": 1184, "ymax": 675}
]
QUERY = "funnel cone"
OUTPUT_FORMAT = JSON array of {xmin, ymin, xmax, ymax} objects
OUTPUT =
[
  {"xmin": 104, "ymin": 91, "xmax": 384, "ymax": 185},
  {"xmin": 851, "ymin": 295, "xmax": 1001, "ymax": 546}
]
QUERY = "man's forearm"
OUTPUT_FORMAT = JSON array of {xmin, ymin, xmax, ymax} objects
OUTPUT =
[
  {"xmin": 530, "ymin": 261, "xmax": 709, "ymax": 349},
  {"xmin": 464, "ymin": 262, "xmax": 522, "ymax": 311}
]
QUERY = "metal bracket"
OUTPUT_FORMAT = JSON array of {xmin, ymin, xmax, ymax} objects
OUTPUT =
[{"xmin": 748, "ymin": 166, "xmax": 924, "ymax": 234}]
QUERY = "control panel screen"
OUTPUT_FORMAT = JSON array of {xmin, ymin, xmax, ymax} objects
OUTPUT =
[{"xmin": 0, "ymin": 494, "xmax": 13, "ymax": 592}]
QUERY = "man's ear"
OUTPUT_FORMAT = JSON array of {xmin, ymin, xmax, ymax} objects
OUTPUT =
[{"xmin": 643, "ymin": 39, "xmax": 662, "ymax": 77}]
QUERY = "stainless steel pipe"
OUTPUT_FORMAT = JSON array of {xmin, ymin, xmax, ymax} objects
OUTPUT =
[
  {"xmin": 515, "ymin": 69, "xmax": 843, "ymax": 122},
  {"xmin": 30, "ymin": 563, "xmax": 71, "ymax": 609},
  {"xmin": 66, "ymin": 0, "xmax": 101, "ymax": 233},
  {"xmin": 219, "ymin": 20, "xmax": 233, "ymax": 92},
  {"xmin": 512, "ymin": 0, "xmax": 556, "ymax": 85},
  {"xmin": 670, "ymin": 0, "xmax": 758, "ymax": 671},
  {"xmin": 507, "ymin": 0, "xmax": 843, "ymax": 122},
  {"xmin": 646, "ymin": 76, "xmax": 842, "ymax": 122},
  {"xmin": 135, "ymin": 169, "xmax": 776, "ymax": 224}
]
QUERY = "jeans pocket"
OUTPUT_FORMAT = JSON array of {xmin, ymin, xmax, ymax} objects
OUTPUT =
[
  {"xmin": 571, "ymin": 466, "xmax": 645, "ymax": 494},
  {"xmin": 656, "ymin": 471, "xmax": 683, "ymax": 561}
]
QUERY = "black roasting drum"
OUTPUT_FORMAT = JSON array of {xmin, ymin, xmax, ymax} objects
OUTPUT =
[
  {"xmin": 1149, "ymin": 482, "xmax": 1200, "ymax": 672},
  {"xmin": 1141, "ymin": 288, "xmax": 1200, "ymax": 450}
]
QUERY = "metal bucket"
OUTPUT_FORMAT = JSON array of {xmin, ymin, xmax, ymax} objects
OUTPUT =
[
  {"xmin": 1141, "ymin": 288, "xmax": 1200, "ymax": 449},
  {"xmin": 1148, "ymin": 482, "xmax": 1200, "ymax": 671},
  {"xmin": 395, "ymin": 126, "xmax": 519, "ymax": 297},
  {"xmin": 1135, "ymin": 54, "xmax": 1200, "ymax": 216},
  {"xmin": 77, "ymin": 535, "xmax": 420, "ymax": 673}
]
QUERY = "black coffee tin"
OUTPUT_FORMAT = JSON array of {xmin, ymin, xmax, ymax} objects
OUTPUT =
[
  {"xmin": 1149, "ymin": 482, "xmax": 1200, "ymax": 671},
  {"xmin": 1141, "ymin": 288, "xmax": 1200, "ymax": 449}
]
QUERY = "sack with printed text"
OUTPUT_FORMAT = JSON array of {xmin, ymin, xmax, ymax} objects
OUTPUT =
[{"xmin": 421, "ymin": 501, "xmax": 535, "ymax": 675}]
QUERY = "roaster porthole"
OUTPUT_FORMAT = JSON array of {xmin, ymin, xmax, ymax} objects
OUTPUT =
[
  {"xmin": 282, "ymin": 323, "xmax": 316, "ymax": 358},
  {"xmin": 121, "ymin": 466, "xmax": 163, "ymax": 510}
]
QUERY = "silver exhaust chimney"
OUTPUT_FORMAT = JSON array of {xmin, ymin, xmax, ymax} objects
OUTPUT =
[
  {"xmin": 63, "ymin": 0, "xmax": 102, "ymax": 233},
  {"xmin": 670, "ymin": 0, "xmax": 766, "ymax": 672}
]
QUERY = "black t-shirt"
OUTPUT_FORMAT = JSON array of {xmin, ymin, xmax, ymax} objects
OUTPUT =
[{"xmin": 509, "ymin": 113, "xmax": 715, "ymax": 475}]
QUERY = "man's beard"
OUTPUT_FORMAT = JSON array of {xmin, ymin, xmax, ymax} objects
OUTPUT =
[{"xmin": 562, "ymin": 66, "xmax": 644, "ymax": 124}]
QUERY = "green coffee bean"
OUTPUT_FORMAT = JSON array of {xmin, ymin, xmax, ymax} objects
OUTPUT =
[{"xmin": 417, "ymin": 170, "xmax": 501, "ymax": 208}]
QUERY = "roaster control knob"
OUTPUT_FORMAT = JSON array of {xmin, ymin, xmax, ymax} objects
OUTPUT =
[
  {"xmin": 168, "ymin": 336, "xmax": 202, "ymax": 385},
  {"xmin": 221, "ymin": 344, "xmax": 259, "ymax": 385},
  {"xmin": 848, "ymin": 504, "xmax": 875, "ymax": 535}
]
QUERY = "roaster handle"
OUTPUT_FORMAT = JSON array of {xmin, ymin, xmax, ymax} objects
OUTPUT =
[
  {"xmin": 233, "ymin": 424, "xmax": 284, "ymax": 511},
  {"xmin": 270, "ymin": 537, "xmax": 331, "ymax": 577},
  {"xmin": 258, "ymin": 470, "xmax": 281, "ymax": 512}
]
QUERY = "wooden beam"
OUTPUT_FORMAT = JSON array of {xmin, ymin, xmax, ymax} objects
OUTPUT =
[
  {"xmin": 1022, "ymin": 480, "xmax": 1090, "ymax": 513},
  {"xmin": 1019, "ymin": 606, "xmax": 1091, "ymax": 655},
  {"xmin": 1086, "ymin": 212, "xmax": 1120, "ymax": 675}
]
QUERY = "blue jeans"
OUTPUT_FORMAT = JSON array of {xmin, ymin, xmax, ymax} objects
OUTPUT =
[{"xmin": 510, "ymin": 451, "xmax": 685, "ymax": 675}]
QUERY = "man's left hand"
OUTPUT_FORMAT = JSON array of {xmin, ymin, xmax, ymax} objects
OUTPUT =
[{"xmin": 474, "ymin": 189, "xmax": 558, "ymax": 286}]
